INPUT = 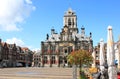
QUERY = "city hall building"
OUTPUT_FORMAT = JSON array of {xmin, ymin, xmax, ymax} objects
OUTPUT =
[{"xmin": 41, "ymin": 8, "xmax": 93, "ymax": 67}]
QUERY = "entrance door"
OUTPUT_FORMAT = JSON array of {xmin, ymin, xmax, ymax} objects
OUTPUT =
[
  {"xmin": 64, "ymin": 56, "xmax": 68, "ymax": 67},
  {"xmin": 64, "ymin": 48, "xmax": 68, "ymax": 66},
  {"xmin": 64, "ymin": 48, "xmax": 68, "ymax": 55}
]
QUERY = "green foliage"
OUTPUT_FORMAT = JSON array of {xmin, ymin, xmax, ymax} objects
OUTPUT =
[
  {"xmin": 79, "ymin": 75, "xmax": 87, "ymax": 79},
  {"xmin": 67, "ymin": 49, "xmax": 93, "ymax": 79},
  {"xmin": 67, "ymin": 49, "xmax": 93, "ymax": 66}
]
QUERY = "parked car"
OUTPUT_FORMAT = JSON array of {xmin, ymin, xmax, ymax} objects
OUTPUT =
[
  {"xmin": 3, "ymin": 63, "xmax": 7, "ymax": 67},
  {"xmin": 16, "ymin": 63, "xmax": 23, "ymax": 67}
]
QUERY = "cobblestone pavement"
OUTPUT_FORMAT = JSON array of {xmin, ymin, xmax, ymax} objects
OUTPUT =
[{"xmin": 0, "ymin": 67, "xmax": 78, "ymax": 79}]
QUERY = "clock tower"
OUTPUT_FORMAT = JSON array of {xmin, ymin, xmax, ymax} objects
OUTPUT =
[
  {"xmin": 63, "ymin": 8, "xmax": 78, "ymax": 34},
  {"xmin": 41, "ymin": 8, "xmax": 93, "ymax": 67}
]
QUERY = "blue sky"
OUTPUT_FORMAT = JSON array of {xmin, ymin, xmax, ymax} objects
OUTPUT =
[{"xmin": 0, "ymin": 0, "xmax": 120, "ymax": 50}]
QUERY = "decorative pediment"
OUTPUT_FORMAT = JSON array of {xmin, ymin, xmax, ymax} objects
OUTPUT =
[{"xmin": 59, "ymin": 43, "xmax": 74, "ymax": 47}]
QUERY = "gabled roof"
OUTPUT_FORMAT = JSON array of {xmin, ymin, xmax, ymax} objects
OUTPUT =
[
  {"xmin": 1, "ymin": 42, "xmax": 5, "ymax": 46},
  {"xmin": 8, "ymin": 44, "xmax": 16, "ymax": 48},
  {"xmin": 21, "ymin": 47, "xmax": 29, "ymax": 51},
  {"xmin": 2, "ymin": 42, "xmax": 9, "ymax": 48}
]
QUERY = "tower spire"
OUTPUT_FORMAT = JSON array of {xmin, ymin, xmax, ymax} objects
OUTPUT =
[
  {"xmin": 63, "ymin": 8, "xmax": 78, "ymax": 34},
  {"xmin": 68, "ymin": 0, "xmax": 71, "ymax": 9}
]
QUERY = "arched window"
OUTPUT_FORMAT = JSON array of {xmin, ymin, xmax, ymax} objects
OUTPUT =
[
  {"xmin": 44, "ymin": 56, "xmax": 48, "ymax": 64},
  {"xmin": 72, "ymin": 18, "xmax": 74, "ymax": 27},
  {"xmin": 52, "ymin": 56, "xmax": 55, "ymax": 64},
  {"xmin": 51, "ymin": 46, "xmax": 55, "ymax": 54},
  {"xmin": 59, "ymin": 56, "xmax": 63, "ymax": 64},
  {"xmin": 68, "ymin": 18, "xmax": 71, "ymax": 26}
]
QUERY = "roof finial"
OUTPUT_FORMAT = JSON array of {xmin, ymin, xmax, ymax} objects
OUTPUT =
[
  {"xmin": 68, "ymin": 0, "xmax": 71, "ymax": 10},
  {"xmin": 68, "ymin": 8, "xmax": 73, "ymax": 13},
  {"xmin": 81, "ymin": 25, "xmax": 85, "ymax": 30}
]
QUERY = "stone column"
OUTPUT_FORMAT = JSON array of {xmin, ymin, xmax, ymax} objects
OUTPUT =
[
  {"xmin": 73, "ymin": 64, "xmax": 77, "ymax": 79},
  {"xmin": 62, "ymin": 56, "xmax": 65, "ymax": 67},
  {"xmin": 56, "ymin": 44, "xmax": 59, "ymax": 67},
  {"xmin": 48, "ymin": 55, "xmax": 52, "ymax": 67},
  {"xmin": 74, "ymin": 17, "xmax": 76, "ymax": 28},
  {"xmin": 92, "ymin": 49, "xmax": 96, "ymax": 67},
  {"xmin": 72, "ymin": 44, "xmax": 75, "ymax": 52},
  {"xmin": 41, "ymin": 56, "xmax": 44, "ymax": 67},
  {"xmin": 41, "ymin": 42, "xmax": 45, "ymax": 67},
  {"xmin": 118, "ymin": 41, "xmax": 120, "ymax": 69},
  {"xmin": 55, "ymin": 55, "xmax": 59, "ymax": 67},
  {"xmin": 107, "ymin": 26, "xmax": 117, "ymax": 79},
  {"xmin": 47, "ymin": 43, "xmax": 52, "ymax": 67}
]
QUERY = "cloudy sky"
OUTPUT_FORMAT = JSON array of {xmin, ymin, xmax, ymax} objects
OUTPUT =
[{"xmin": 0, "ymin": 0, "xmax": 120, "ymax": 51}]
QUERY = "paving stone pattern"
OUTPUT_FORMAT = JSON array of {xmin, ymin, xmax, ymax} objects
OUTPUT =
[{"xmin": 0, "ymin": 67, "xmax": 79, "ymax": 79}]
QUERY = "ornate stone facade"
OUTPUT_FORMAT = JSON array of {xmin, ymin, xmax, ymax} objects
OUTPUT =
[
  {"xmin": 94, "ymin": 43, "xmax": 107, "ymax": 66},
  {"xmin": 41, "ymin": 8, "xmax": 93, "ymax": 67},
  {"xmin": 94, "ymin": 38, "xmax": 120, "ymax": 68},
  {"xmin": 32, "ymin": 51, "xmax": 41, "ymax": 67}
]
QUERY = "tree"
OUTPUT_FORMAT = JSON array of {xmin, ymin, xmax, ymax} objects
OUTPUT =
[{"xmin": 67, "ymin": 49, "xmax": 93, "ymax": 78}]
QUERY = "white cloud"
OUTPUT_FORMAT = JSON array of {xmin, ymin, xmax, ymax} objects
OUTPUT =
[
  {"xmin": 26, "ymin": 0, "xmax": 32, "ymax": 4},
  {"xmin": 32, "ymin": 48, "xmax": 40, "ymax": 52},
  {"xmin": 6, "ymin": 38, "xmax": 39, "ymax": 51},
  {"xmin": 0, "ymin": 0, "xmax": 35, "ymax": 31},
  {"xmin": 6, "ymin": 38, "xmax": 25, "ymax": 46}
]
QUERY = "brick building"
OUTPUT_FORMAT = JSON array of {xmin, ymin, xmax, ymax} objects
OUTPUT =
[{"xmin": 0, "ymin": 39, "xmax": 33, "ymax": 67}]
